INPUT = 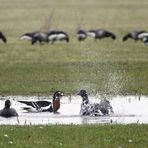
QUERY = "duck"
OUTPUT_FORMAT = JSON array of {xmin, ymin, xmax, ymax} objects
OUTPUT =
[
  {"xmin": 18, "ymin": 91, "xmax": 64, "ymax": 113},
  {"xmin": 0, "ymin": 31, "xmax": 7, "ymax": 43},
  {"xmin": 76, "ymin": 29, "xmax": 87, "ymax": 41},
  {"xmin": 122, "ymin": 30, "xmax": 146, "ymax": 42},
  {"xmin": 48, "ymin": 30, "xmax": 69, "ymax": 44},
  {"xmin": 87, "ymin": 29, "xmax": 116, "ymax": 40},
  {"xmin": 0, "ymin": 100, "xmax": 18, "ymax": 117},
  {"xmin": 77, "ymin": 90, "xmax": 114, "ymax": 116}
]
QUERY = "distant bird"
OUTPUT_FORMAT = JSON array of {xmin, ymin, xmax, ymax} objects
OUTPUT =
[
  {"xmin": 31, "ymin": 32, "xmax": 49, "ymax": 45},
  {"xmin": 76, "ymin": 30, "xmax": 87, "ymax": 41},
  {"xmin": 122, "ymin": 30, "xmax": 146, "ymax": 42},
  {"xmin": 137, "ymin": 32, "xmax": 148, "ymax": 45},
  {"xmin": 0, "ymin": 31, "xmax": 7, "ymax": 43},
  {"xmin": 87, "ymin": 29, "xmax": 116, "ymax": 40},
  {"xmin": 0, "ymin": 100, "xmax": 18, "ymax": 117},
  {"xmin": 87, "ymin": 30, "xmax": 96, "ymax": 38},
  {"xmin": 18, "ymin": 91, "xmax": 64, "ymax": 113},
  {"xmin": 48, "ymin": 30, "xmax": 69, "ymax": 44},
  {"xmin": 20, "ymin": 31, "xmax": 49, "ymax": 45},
  {"xmin": 77, "ymin": 90, "xmax": 114, "ymax": 116}
]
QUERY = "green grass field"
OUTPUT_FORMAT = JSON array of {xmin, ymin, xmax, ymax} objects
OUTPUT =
[
  {"xmin": 0, "ymin": 124, "xmax": 148, "ymax": 148},
  {"xmin": 0, "ymin": 0, "xmax": 148, "ymax": 96},
  {"xmin": 0, "ymin": 1, "xmax": 148, "ymax": 147}
]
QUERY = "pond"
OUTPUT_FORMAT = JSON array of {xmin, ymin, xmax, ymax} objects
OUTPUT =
[{"xmin": 0, "ymin": 95, "xmax": 148, "ymax": 125}]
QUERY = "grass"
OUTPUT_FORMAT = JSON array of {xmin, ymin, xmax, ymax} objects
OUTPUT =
[
  {"xmin": 0, "ymin": 0, "xmax": 148, "ymax": 96},
  {"xmin": 0, "ymin": 1, "xmax": 148, "ymax": 147},
  {"xmin": 0, "ymin": 124, "xmax": 148, "ymax": 148}
]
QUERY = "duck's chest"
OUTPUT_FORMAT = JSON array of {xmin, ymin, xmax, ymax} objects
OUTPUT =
[{"xmin": 52, "ymin": 99, "xmax": 60, "ymax": 112}]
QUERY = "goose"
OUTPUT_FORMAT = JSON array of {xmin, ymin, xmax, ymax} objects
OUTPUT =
[
  {"xmin": 137, "ymin": 32, "xmax": 148, "ymax": 45},
  {"xmin": 0, "ymin": 31, "xmax": 7, "ymax": 43},
  {"xmin": 18, "ymin": 91, "xmax": 64, "ymax": 113},
  {"xmin": 122, "ymin": 30, "xmax": 146, "ymax": 42},
  {"xmin": 20, "ymin": 31, "xmax": 49, "ymax": 45},
  {"xmin": 87, "ymin": 29, "xmax": 116, "ymax": 40},
  {"xmin": 0, "ymin": 100, "xmax": 18, "ymax": 117},
  {"xmin": 95, "ymin": 29, "xmax": 116, "ymax": 40},
  {"xmin": 48, "ymin": 30, "xmax": 69, "ymax": 44},
  {"xmin": 31, "ymin": 32, "xmax": 49, "ymax": 45},
  {"xmin": 87, "ymin": 29, "xmax": 96, "ymax": 38},
  {"xmin": 76, "ymin": 30, "xmax": 87, "ymax": 41},
  {"xmin": 77, "ymin": 90, "xmax": 114, "ymax": 116},
  {"xmin": 20, "ymin": 32, "xmax": 37, "ymax": 41}
]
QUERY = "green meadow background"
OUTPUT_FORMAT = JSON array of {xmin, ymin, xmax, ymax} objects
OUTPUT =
[
  {"xmin": 0, "ymin": 1, "xmax": 148, "ymax": 148},
  {"xmin": 0, "ymin": 0, "xmax": 148, "ymax": 96}
]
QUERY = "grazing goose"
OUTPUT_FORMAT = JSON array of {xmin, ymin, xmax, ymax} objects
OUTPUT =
[
  {"xmin": 77, "ymin": 90, "xmax": 114, "ymax": 116},
  {"xmin": 122, "ymin": 30, "xmax": 146, "ymax": 42},
  {"xmin": 0, "ymin": 100, "xmax": 18, "ymax": 117},
  {"xmin": 20, "ymin": 31, "xmax": 49, "ymax": 45},
  {"xmin": 137, "ymin": 32, "xmax": 148, "ymax": 45},
  {"xmin": 76, "ymin": 30, "xmax": 87, "ymax": 41},
  {"xmin": 18, "ymin": 91, "xmax": 64, "ymax": 113},
  {"xmin": 87, "ymin": 29, "xmax": 96, "ymax": 38},
  {"xmin": 48, "ymin": 30, "xmax": 69, "ymax": 44},
  {"xmin": 87, "ymin": 29, "xmax": 116, "ymax": 40},
  {"xmin": 0, "ymin": 31, "xmax": 7, "ymax": 43},
  {"xmin": 31, "ymin": 32, "xmax": 49, "ymax": 45},
  {"xmin": 20, "ymin": 32, "xmax": 37, "ymax": 41}
]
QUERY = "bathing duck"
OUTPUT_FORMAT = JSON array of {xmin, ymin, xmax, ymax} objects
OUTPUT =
[
  {"xmin": 0, "ymin": 31, "xmax": 7, "ymax": 43},
  {"xmin": 122, "ymin": 30, "xmax": 146, "ymax": 42},
  {"xmin": 76, "ymin": 30, "xmax": 87, "ymax": 41},
  {"xmin": 87, "ymin": 29, "xmax": 116, "ymax": 40},
  {"xmin": 0, "ymin": 100, "xmax": 18, "ymax": 117},
  {"xmin": 77, "ymin": 90, "xmax": 114, "ymax": 116},
  {"xmin": 18, "ymin": 91, "xmax": 64, "ymax": 113}
]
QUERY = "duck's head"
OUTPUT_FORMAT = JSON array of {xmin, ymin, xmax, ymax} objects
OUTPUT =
[
  {"xmin": 52, "ymin": 91, "xmax": 64, "ymax": 113},
  {"xmin": 5, "ymin": 100, "xmax": 11, "ymax": 108},
  {"xmin": 53, "ymin": 91, "xmax": 64, "ymax": 100},
  {"xmin": 77, "ymin": 90, "xmax": 89, "ymax": 102}
]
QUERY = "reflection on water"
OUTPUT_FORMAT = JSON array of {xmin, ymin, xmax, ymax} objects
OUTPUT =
[{"xmin": 0, "ymin": 95, "xmax": 148, "ymax": 125}]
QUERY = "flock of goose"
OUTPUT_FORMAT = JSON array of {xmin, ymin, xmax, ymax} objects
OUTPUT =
[
  {"xmin": 0, "ymin": 90, "xmax": 113, "ymax": 118},
  {"xmin": 0, "ymin": 29, "xmax": 148, "ymax": 45}
]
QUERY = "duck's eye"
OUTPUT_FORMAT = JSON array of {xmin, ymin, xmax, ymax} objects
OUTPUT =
[{"xmin": 60, "ymin": 92, "xmax": 64, "ymax": 96}]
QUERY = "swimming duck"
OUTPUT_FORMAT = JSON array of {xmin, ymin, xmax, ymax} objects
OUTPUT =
[
  {"xmin": 77, "ymin": 90, "xmax": 114, "ymax": 116},
  {"xmin": 0, "ymin": 100, "xmax": 18, "ymax": 117},
  {"xmin": 0, "ymin": 31, "xmax": 7, "ymax": 43},
  {"xmin": 18, "ymin": 91, "xmax": 64, "ymax": 113}
]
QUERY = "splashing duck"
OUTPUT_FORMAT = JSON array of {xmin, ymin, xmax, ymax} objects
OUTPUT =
[{"xmin": 77, "ymin": 90, "xmax": 114, "ymax": 116}]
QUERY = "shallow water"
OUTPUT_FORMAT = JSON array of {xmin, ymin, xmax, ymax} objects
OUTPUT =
[{"xmin": 0, "ymin": 95, "xmax": 148, "ymax": 125}]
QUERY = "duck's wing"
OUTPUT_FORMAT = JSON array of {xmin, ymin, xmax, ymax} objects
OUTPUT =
[
  {"xmin": 18, "ymin": 101, "xmax": 51, "ymax": 110},
  {"xmin": 99, "ymin": 100, "xmax": 114, "ymax": 115}
]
